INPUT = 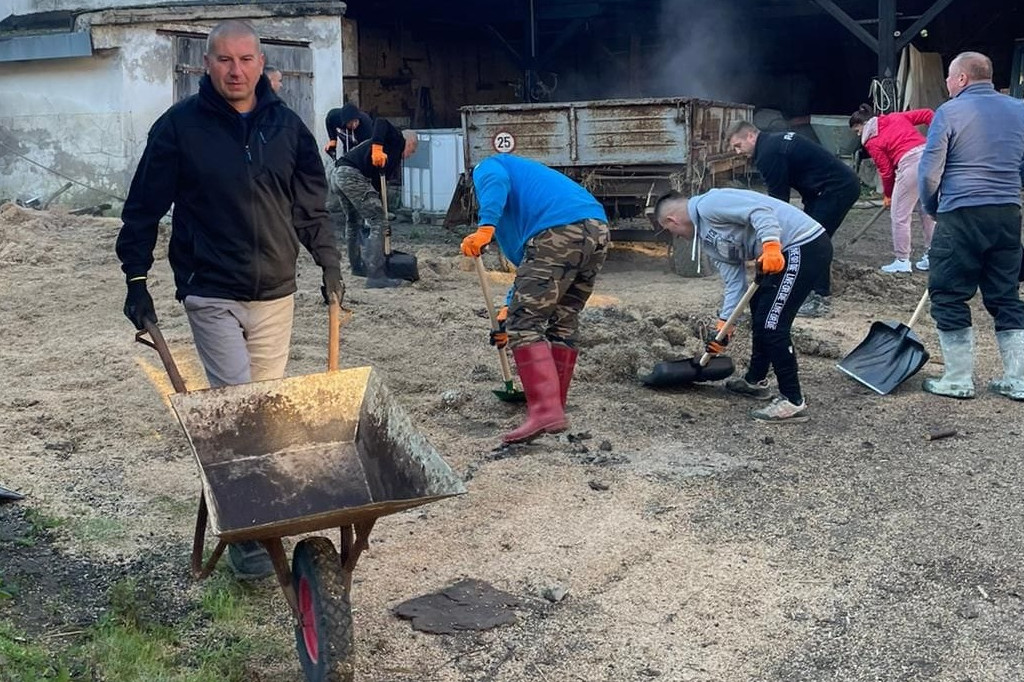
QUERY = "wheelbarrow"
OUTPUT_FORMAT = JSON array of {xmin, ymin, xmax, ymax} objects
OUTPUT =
[{"xmin": 134, "ymin": 300, "xmax": 465, "ymax": 682}]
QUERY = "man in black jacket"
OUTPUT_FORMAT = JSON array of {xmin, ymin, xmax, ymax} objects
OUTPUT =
[
  {"xmin": 116, "ymin": 20, "xmax": 343, "ymax": 579},
  {"xmin": 727, "ymin": 121, "xmax": 861, "ymax": 317},
  {"xmin": 328, "ymin": 120, "xmax": 418, "ymax": 287},
  {"xmin": 324, "ymin": 102, "xmax": 373, "ymax": 158}
]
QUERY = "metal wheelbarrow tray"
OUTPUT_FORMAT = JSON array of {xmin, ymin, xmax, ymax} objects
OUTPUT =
[{"xmin": 137, "ymin": 319, "xmax": 464, "ymax": 682}]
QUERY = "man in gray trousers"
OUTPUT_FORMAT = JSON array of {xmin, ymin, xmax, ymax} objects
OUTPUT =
[
  {"xmin": 918, "ymin": 51, "xmax": 1024, "ymax": 400},
  {"xmin": 116, "ymin": 20, "xmax": 343, "ymax": 578}
]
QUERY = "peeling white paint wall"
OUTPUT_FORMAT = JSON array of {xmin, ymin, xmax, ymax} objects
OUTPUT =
[{"xmin": 0, "ymin": 14, "xmax": 344, "ymax": 207}]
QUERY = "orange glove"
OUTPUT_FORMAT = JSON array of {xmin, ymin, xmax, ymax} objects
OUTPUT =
[
  {"xmin": 757, "ymin": 241, "xmax": 785, "ymax": 275},
  {"xmin": 324, "ymin": 138, "xmax": 337, "ymax": 158},
  {"xmin": 489, "ymin": 306, "xmax": 509, "ymax": 348},
  {"xmin": 461, "ymin": 225, "xmax": 495, "ymax": 257},
  {"xmin": 882, "ymin": 195, "xmax": 892, "ymax": 209},
  {"xmin": 706, "ymin": 319, "xmax": 733, "ymax": 355},
  {"xmin": 371, "ymin": 143, "xmax": 388, "ymax": 168}
]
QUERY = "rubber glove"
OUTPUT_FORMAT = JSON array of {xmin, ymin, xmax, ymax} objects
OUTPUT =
[
  {"xmin": 123, "ymin": 276, "xmax": 157, "ymax": 330},
  {"xmin": 371, "ymin": 144, "xmax": 387, "ymax": 168},
  {"xmin": 757, "ymin": 241, "xmax": 786, "ymax": 275},
  {"xmin": 461, "ymin": 225, "xmax": 495, "ymax": 257}
]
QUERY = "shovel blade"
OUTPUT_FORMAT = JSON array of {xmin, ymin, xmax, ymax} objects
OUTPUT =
[
  {"xmin": 493, "ymin": 380, "xmax": 526, "ymax": 403},
  {"xmin": 837, "ymin": 320, "xmax": 930, "ymax": 395},
  {"xmin": 385, "ymin": 250, "xmax": 419, "ymax": 282},
  {"xmin": 0, "ymin": 485, "xmax": 25, "ymax": 503},
  {"xmin": 641, "ymin": 355, "xmax": 736, "ymax": 387}
]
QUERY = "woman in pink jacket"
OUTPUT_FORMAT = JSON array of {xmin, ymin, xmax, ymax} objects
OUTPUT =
[{"xmin": 849, "ymin": 104, "xmax": 936, "ymax": 273}]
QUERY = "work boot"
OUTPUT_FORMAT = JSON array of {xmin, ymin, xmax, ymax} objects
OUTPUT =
[
  {"xmin": 922, "ymin": 327, "xmax": 975, "ymax": 399},
  {"xmin": 346, "ymin": 225, "xmax": 367, "ymax": 277},
  {"xmin": 989, "ymin": 329, "xmax": 1024, "ymax": 400},
  {"xmin": 504, "ymin": 342, "xmax": 568, "ymax": 443},
  {"xmin": 550, "ymin": 342, "xmax": 578, "ymax": 407},
  {"xmin": 226, "ymin": 541, "xmax": 275, "ymax": 581}
]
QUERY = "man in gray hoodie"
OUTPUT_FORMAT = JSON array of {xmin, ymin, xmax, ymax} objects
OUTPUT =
[{"xmin": 653, "ymin": 188, "xmax": 830, "ymax": 422}]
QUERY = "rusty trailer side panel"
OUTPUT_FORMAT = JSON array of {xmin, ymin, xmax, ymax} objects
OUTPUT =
[{"xmin": 461, "ymin": 97, "xmax": 752, "ymax": 191}]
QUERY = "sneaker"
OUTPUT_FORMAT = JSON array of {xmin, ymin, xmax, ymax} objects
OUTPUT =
[
  {"xmin": 725, "ymin": 376, "xmax": 773, "ymax": 400},
  {"xmin": 915, "ymin": 253, "xmax": 929, "ymax": 271},
  {"xmin": 227, "ymin": 540, "xmax": 275, "ymax": 580},
  {"xmin": 750, "ymin": 396, "xmax": 809, "ymax": 422},
  {"xmin": 880, "ymin": 258, "xmax": 912, "ymax": 274},
  {"xmin": 796, "ymin": 292, "xmax": 829, "ymax": 318}
]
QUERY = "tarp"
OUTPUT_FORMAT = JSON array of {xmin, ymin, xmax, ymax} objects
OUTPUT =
[{"xmin": 897, "ymin": 44, "xmax": 948, "ymax": 112}]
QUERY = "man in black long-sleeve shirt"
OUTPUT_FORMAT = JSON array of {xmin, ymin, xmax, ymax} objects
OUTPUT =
[
  {"xmin": 328, "ymin": 116, "xmax": 417, "ymax": 287},
  {"xmin": 727, "ymin": 121, "xmax": 861, "ymax": 317}
]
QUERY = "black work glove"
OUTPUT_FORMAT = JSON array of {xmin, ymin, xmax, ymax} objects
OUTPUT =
[
  {"xmin": 123, "ymin": 277, "xmax": 157, "ymax": 330},
  {"xmin": 321, "ymin": 266, "xmax": 345, "ymax": 306}
]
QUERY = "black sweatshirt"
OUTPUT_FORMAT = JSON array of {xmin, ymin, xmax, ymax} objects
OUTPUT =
[
  {"xmin": 116, "ymin": 75, "xmax": 339, "ymax": 301},
  {"xmin": 336, "ymin": 118, "xmax": 406, "ymax": 180},
  {"xmin": 752, "ymin": 131, "xmax": 860, "ymax": 205}
]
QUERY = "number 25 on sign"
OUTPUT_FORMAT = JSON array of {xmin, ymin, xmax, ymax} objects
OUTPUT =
[{"xmin": 492, "ymin": 131, "xmax": 516, "ymax": 153}]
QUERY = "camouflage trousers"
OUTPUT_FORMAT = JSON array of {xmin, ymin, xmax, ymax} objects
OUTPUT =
[
  {"xmin": 327, "ymin": 165, "xmax": 386, "ymax": 277},
  {"xmin": 508, "ymin": 219, "xmax": 611, "ymax": 348}
]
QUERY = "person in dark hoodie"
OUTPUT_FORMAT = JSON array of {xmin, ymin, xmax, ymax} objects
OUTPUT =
[
  {"xmin": 328, "ymin": 118, "xmax": 418, "ymax": 287},
  {"xmin": 726, "ymin": 120, "xmax": 861, "ymax": 318},
  {"xmin": 324, "ymin": 102, "xmax": 373, "ymax": 158},
  {"xmin": 115, "ymin": 20, "xmax": 343, "ymax": 580}
]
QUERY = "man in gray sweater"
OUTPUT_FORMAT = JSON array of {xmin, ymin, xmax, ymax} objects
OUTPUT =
[
  {"xmin": 918, "ymin": 51, "xmax": 1024, "ymax": 401},
  {"xmin": 654, "ymin": 188, "xmax": 830, "ymax": 422}
]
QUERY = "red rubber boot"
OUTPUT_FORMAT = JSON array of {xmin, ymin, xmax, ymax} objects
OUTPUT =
[
  {"xmin": 550, "ymin": 343, "xmax": 579, "ymax": 407},
  {"xmin": 503, "ymin": 342, "xmax": 568, "ymax": 443}
]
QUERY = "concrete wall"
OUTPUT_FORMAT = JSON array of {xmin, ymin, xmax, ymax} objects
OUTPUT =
[{"xmin": 0, "ymin": 13, "xmax": 343, "ymax": 207}]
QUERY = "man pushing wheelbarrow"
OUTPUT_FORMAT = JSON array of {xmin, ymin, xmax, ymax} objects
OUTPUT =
[{"xmin": 651, "ymin": 188, "xmax": 831, "ymax": 422}]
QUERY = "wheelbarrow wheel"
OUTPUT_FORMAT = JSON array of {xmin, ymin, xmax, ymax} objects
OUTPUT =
[{"xmin": 292, "ymin": 536, "xmax": 355, "ymax": 682}]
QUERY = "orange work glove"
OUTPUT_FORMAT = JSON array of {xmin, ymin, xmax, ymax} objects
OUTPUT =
[
  {"xmin": 882, "ymin": 195, "xmax": 892, "ymax": 209},
  {"xmin": 757, "ymin": 241, "xmax": 786, "ymax": 275},
  {"xmin": 371, "ymin": 143, "xmax": 388, "ymax": 168},
  {"xmin": 706, "ymin": 319, "xmax": 733, "ymax": 355},
  {"xmin": 461, "ymin": 225, "xmax": 495, "ymax": 257},
  {"xmin": 489, "ymin": 305, "xmax": 509, "ymax": 348},
  {"xmin": 324, "ymin": 138, "xmax": 337, "ymax": 158}
]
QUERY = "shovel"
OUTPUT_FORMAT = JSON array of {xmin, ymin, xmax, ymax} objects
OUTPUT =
[
  {"xmin": 0, "ymin": 485, "xmax": 25, "ymax": 503},
  {"xmin": 379, "ymin": 175, "xmax": 419, "ymax": 282},
  {"xmin": 836, "ymin": 289, "xmax": 930, "ymax": 395},
  {"xmin": 472, "ymin": 256, "xmax": 526, "ymax": 403},
  {"xmin": 842, "ymin": 205, "xmax": 888, "ymax": 251},
  {"xmin": 641, "ymin": 278, "xmax": 760, "ymax": 387}
]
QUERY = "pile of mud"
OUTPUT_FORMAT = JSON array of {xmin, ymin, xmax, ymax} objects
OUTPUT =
[
  {"xmin": 0, "ymin": 202, "xmax": 119, "ymax": 266},
  {"xmin": 831, "ymin": 259, "xmax": 924, "ymax": 302}
]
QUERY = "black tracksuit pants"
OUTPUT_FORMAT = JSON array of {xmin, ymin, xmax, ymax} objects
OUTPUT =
[
  {"xmin": 744, "ymin": 233, "xmax": 832, "ymax": 404},
  {"xmin": 803, "ymin": 180, "xmax": 860, "ymax": 296},
  {"xmin": 928, "ymin": 204, "xmax": 1024, "ymax": 332}
]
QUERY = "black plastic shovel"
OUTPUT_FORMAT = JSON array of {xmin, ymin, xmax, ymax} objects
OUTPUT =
[
  {"xmin": 379, "ymin": 175, "xmax": 420, "ymax": 282},
  {"xmin": 0, "ymin": 485, "xmax": 25, "ymax": 503},
  {"xmin": 837, "ymin": 289, "xmax": 930, "ymax": 395},
  {"xmin": 641, "ymin": 279, "xmax": 760, "ymax": 388}
]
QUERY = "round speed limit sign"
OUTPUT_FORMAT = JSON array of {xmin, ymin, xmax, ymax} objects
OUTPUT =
[{"xmin": 492, "ymin": 131, "xmax": 516, "ymax": 153}]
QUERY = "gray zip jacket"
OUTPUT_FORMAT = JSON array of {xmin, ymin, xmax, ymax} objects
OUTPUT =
[{"xmin": 687, "ymin": 188, "xmax": 824, "ymax": 319}]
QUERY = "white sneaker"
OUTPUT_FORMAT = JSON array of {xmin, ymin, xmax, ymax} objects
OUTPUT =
[
  {"xmin": 750, "ymin": 396, "xmax": 809, "ymax": 423},
  {"xmin": 880, "ymin": 258, "xmax": 911, "ymax": 274},
  {"xmin": 915, "ymin": 253, "xmax": 929, "ymax": 271}
]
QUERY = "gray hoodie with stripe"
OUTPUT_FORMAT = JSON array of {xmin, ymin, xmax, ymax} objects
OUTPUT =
[{"xmin": 687, "ymin": 188, "xmax": 825, "ymax": 319}]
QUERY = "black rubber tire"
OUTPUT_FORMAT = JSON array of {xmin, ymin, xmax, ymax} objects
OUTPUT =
[{"xmin": 292, "ymin": 536, "xmax": 355, "ymax": 682}]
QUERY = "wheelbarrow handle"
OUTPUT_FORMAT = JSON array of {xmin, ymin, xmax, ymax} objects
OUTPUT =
[
  {"xmin": 328, "ymin": 296, "xmax": 341, "ymax": 371},
  {"xmin": 698, "ymin": 278, "xmax": 761, "ymax": 368},
  {"xmin": 473, "ymin": 255, "xmax": 516, "ymax": 384},
  {"xmin": 135, "ymin": 320, "xmax": 188, "ymax": 394}
]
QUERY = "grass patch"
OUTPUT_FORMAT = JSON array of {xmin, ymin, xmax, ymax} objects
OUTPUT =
[
  {"xmin": 0, "ymin": 621, "xmax": 71, "ymax": 682},
  {"xmin": 22, "ymin": 508, "xmax": 61, "ymax": 537},
  {"xmin": 68, "ymin": 517, "xmax": 125, "ymax": 544}
]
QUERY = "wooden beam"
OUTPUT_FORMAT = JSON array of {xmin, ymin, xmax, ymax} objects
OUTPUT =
[
  {"xmin": 810, "ymin": 0, "xmax": 879, "ymax": 53},
  {"xmin": 896, "ymin": 0, "xmax": 959, "ymax": 52}
]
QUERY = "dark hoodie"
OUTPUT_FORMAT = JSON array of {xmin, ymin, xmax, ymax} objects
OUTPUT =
[
  {"xmin": 325, "ymin": 103, "xmax": 373, "ymax": 146},
  {"xmin": 117, "ymin": 74, "xmax": 339, "ymax": 301},
  {"xmin": 336, "ymin": 117, "xmax": 407, "ymax": 180}
]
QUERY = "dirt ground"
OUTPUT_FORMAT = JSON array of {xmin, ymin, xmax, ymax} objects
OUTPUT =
[{"xmin": 2, "ymin": 199, "xmax": 1023, "ymax": 682}]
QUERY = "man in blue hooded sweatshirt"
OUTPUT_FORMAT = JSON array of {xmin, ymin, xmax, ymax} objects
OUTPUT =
[{"xmin": 461, "ymin": 155, "xmax": 610, "ymax": 443}]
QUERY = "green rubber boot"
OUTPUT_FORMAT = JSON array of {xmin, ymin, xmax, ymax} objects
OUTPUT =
[
  {"xmin": 922, "ymin": 327, "xmax": 975, "ymax": 399},
  {"xmin": 989, "ymin": 329, "xmax": 1024, "ymax": 401}
]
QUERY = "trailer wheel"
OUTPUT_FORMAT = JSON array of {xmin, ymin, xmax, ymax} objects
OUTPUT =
[{"xmin": 292, "ymin": 536, "xmax": 355, "ymax": 682}]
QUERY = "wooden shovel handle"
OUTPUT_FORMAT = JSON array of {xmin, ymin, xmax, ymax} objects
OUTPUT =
[
  {"xmin": 379, "ymin": 174, "xmax": 392, "ymax": 253},
  {"xmin": 698, "ymin": 279, "xmax": 761, "ymax": 367},
  {"xmin": 473, "ymin": 256, "xmax": 516, "ymax": 383},
  {"xmin": 906, "ymin": 289, "xmax": 930, "ymax": 329}
]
